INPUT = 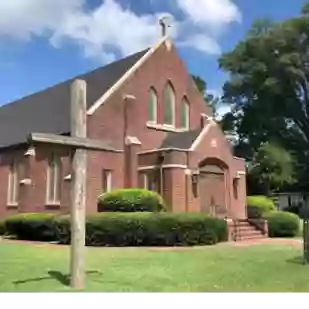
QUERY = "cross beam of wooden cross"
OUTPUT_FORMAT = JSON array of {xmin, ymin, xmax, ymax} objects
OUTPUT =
[{"xmin": 27, "ymin": 79, "xmax": 119, "ymax": 289}]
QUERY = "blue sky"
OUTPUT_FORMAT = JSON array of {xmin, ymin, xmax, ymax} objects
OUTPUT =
[{"xmin": 0, "ymin": 0, "xmax": 307, "ymax": 108}]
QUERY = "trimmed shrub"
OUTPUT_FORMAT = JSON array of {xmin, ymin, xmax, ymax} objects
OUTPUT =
[
  {"xmin": 98, "ymin": 188, "xmax": 167, "ymax": 213},
  {"xmin": 54, "ymin": 212, "xmax": 227, "ymax": 247},
  {"xmin": 247, "ymin": 195, "xmax": 276, "ymax": 219},
  {"xmin": 0, "ymin": 219, "xmax": 5, "ymax": 235},
  {"xmin": 5, "ymin": 213, "xmax": 56, "ymax": 241},
  {"xmin": 264, "ymin": 211, "xmax": 300, "ymax": 237}
]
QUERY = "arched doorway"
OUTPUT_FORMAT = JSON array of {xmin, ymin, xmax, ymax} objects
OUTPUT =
[{"xmin": 198, "ymin": 158, "xmax": 228, "ymax": 218}]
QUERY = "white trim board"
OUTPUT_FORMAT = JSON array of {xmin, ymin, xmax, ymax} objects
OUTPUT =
[
  {"xmin": 190, "ymin": 119, "xmax": 214, "ymax": 151},
  {"xmin": 137, "ymin": 148, "xmax": 191, "ymax": 155},
  {"xmin": 87, "ymin": 36, "xmax": 169, "ymax": 115},
  {"xmin": 138, "ymin": 164, "xmax": 187, "ymax": 171}
]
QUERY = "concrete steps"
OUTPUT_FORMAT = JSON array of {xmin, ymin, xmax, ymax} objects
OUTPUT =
[{"xmin": 232, "ymin": 220, "xmax": 267, "ymax": 241}]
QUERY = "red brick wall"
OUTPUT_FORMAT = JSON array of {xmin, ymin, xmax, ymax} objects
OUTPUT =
[
  {"xmin": 0, "ymin": 40, "xmax": 246, "ymax": 219},
  {"xmin": 0, "ymin": 148, "xmax": 24, "ymax": 217},
  {"xmin": 84, "ymin": 40, "xmax": 214, "ymax": 215},
  {"xmin": 232, "ymin": 157, "xmax": 247, "ymax": 218},
  {"xmin": 87, "ymin": 41, "xmax": 212, "ymax": 152},
  {"xmin": 86, "ymin": 150, "xmax": 123, "ymax": 213},
  {"xmin": 186, "ymin": 122, "xmax": 247, "ymax": 218},
  {"xmin": 0, "ymin": 145, "xmax": 72, "ymax": 218},
  {"xmin": 0, "ymin": 145, "xmax": 124, "ymax": 218},
  {"xmin": 163, "ymin": 168, "xmax": 187, "ymax": 212}
]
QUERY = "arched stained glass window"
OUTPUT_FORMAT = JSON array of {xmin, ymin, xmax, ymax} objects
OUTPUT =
[
  {"xmin": 148, "ymin": 87, "xmax": 158, "ymax": 123},
  {"xmin": 163, "ymin": 82, "xmax": 175, "ymax": 126},
  {"xmin": 180, "ymin": 97, "xmax": 190, "ymax": 129}
]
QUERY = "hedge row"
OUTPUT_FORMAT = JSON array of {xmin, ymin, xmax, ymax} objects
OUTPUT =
[
  {"xmin": 3, "ymin": 212, "xmax": 227, "ymax": 246},
  {"xmin": 98, "ymin": 189, "xmax": 167, "ymax": 213},
  {"xmin": 5, "ymin": 213, "xmax": 56, "ymax": 241},
  {"xmin": 0, "ymin": 219, "xmax": 5, "ymax": 235},
  {"xmin": 265, "ymin": 211, "xmax": 300, "ymax": 238},
  {"xmin": 247, "ymin": 195, "xmax": 300, "ymax": 237}
]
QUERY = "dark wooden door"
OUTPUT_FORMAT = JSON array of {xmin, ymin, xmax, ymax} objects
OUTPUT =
[{"xmin": 199, "ymin": 166, "xmax": 227, "ymax": 217}]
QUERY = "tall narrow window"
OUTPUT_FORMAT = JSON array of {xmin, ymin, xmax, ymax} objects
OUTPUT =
[
  {"xmin": 46, "ymin": 154, "xmax": 62, "ymax": 204},
  {"xmin": 163, "ymin": 82, "xmax": 175, "ymax": 126},
  {"xmin": 102, "ymin": 169, "xmax": 112, "ymax": 193},
  {"xmin": 145, "ymin": 170, "xmax": 161, "ymax": 193},
  {"xmin": 7, "ymin": 160, "xmax": 19, "ymax": 205},
  {"xmin": 148, "ymin": 87, "xmax": 158, "ymax": 123},
  {"xmin": 180, "ymin": 97, "xmax": 190, "ymax": 129},
  {"xmin": 142, "ymin": 172, "xmax": 157, "ymax": 191},
  {"xmin": 142, "ymin": 173, "xmax": 149, "ymax": 190}
]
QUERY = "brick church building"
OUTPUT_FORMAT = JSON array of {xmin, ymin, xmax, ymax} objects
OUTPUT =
[{"xmin": 0, "ymin": 36, "xmax": 248, "ymax": 220}]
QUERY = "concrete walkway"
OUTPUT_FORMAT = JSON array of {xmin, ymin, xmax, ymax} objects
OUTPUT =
[
  {"xmin": 0, "ymin": 236, "xmax": 303, "ymax": 249},
  {"xmin": 219, "ymin": 237, "xmax": 302, "ymax": 248}
]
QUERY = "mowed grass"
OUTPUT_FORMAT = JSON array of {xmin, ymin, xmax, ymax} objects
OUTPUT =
[{"xmin": 0, "ymin": 241, "xmax": 308, "ymax": 292}]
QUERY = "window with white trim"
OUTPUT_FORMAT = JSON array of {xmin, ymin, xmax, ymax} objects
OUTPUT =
[
  {"xmin": 148, "ymin": 87, "xmax": 158, "ymax": 124},
  {"xmin": 46, "ymin": 154, "xmax": 62, "ymax": 204},
  {"xmin": 180, "ymin": 97, "xmax": 190, "ymax": 129},
  {"xmin": 102, "ymin": 169, "xmax": 112, "ymax": 193},
  {"xmin": 163, "ymin": 82, "xmax": 176, "ymax": 126},
  {"xmin": 142, "ymin": 171, "xmax": 159, "ymax": 192},
  {"xmin": 7, "ymin": 160, "xmax": 19, "ymax": 205}
]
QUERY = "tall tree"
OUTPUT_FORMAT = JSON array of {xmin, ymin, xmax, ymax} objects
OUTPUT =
[
  {"xmin": 219, "ymin": 3, "xmax": 309, "ymax": 189},
  {"xmin": 192, "ymin": 75, "xmax": 222, "ymax": 119},
  {"xmin": 248, "ymin": 142, "xmax": 295, "ymax": 195}
]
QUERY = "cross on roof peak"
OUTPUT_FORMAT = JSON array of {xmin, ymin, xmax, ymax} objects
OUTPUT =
[{"xmin": 159, "ymin": 16, "xmax": 172, "ymax": 37}]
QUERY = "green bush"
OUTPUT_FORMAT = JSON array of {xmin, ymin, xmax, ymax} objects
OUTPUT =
[
  {"xmin": 98, "ymin": 188, "xmax": 167, "ymax": 212},
  {"xmin": 0, "ymin": 219, "xmax": 5, "ymax": 235},
  {"xmin": 247, "ymin": 195, "xmax": 276, "ymax": 219},
  {"xmin": 264, "ymin": 211, "xmax": 300, "ymax": 237},
  {"xmin": 54, "ymin": 212, "xmax": 227, "ymax": 247},
  {"xmin": 5, "ymin": 213, "xmax": 56, "ymax": 241}
]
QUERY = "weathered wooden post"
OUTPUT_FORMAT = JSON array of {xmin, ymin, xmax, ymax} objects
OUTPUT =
[
  {"xmin": 28, "ymin": 79, "xmax": 121, "ymax": 289},
  {"xmin": 70, "ymin": 79, "xmax": 87, "ymax": 289}
]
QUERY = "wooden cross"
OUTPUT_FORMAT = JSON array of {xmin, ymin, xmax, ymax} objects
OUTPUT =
[{"xmin": 27, "ymin": 79, "xmax": 116, "ymax": 289}]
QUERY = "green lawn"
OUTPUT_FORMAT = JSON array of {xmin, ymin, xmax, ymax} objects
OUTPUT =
[{"xmin": 0, "ymin": 241, "xmax": 308, "ymax": 292}]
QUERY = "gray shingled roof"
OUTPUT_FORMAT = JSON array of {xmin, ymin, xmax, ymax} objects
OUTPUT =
[
  {"xmin": 0, "ymin": 49, "xmax": 149, "ymax": 149},
  {"xmin": 160, "ymin": 129, "xmax": 201, "ymax": 149}
]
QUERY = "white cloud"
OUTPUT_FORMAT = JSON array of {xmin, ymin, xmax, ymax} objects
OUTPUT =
[
  {"xmin": 0, "ymin": 0, "xmax": 84, "ymax": 40},
  {"xmin": 178, "ymin": 34, "xmax": 221, "ymax": 55},
  {"xmin": 176, "ymin": 0, "xmax": 241, "ymax": 27},
  {"xmin": 0, "ymin": 0, "xmax": 241, "ymax": 62}
]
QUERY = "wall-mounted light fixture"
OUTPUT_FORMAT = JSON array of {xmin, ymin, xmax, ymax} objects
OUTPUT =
[
  {"xmin": 191, "ymin": 170, "xmax": 200, "ymax": 184},
  {"xmin": 64, "ymin": 174, "xmax": 72, "ymax": 181},
  {"xmin": 24, "ymin": 147, "xmax": 35, "ymax": 156},
  {"xmin": 123, "ymin": 94, "xmax": 136, "ymax": 101},
  {"xmin": 234, "ymin": 174, "xmax": 240, "ymax": 182},
  {"xmin": 20, "ymin": 178, "xmax": 32, "ymax": 185}
]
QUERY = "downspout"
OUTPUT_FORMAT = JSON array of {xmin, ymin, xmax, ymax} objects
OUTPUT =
[
  {"xmin": 123, "ymin": 96, "xmax": 129, "ymax": 187},
  {"xmin": 158, "ymin": 153, "xmax": 164, "ymax": 200},
  {"xmin": 185, "ymin": 152, "xmax": 189, "ymax": 212}
]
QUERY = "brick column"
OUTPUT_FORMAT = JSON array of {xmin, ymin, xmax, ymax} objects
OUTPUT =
[{"xmin": 124, "ymin": 136, "xmax": 142, "ymax": 188}]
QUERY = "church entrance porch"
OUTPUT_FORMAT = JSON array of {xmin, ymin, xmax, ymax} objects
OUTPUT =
[{"xmin": 198, "ymin": 159, "xmax": 229, "ymax": 218}]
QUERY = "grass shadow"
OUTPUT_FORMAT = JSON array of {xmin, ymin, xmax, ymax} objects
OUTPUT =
[
  {"xmin": 48, "ymin": 271, "xmax": 70, "ymax": 286},
  {"xmin": 13, "ymin": 270, "xmax": 103, "ymax": 287},
  {"xmin": 286, "ymin": 256, "xmax": 309, "ymax": 265}
]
